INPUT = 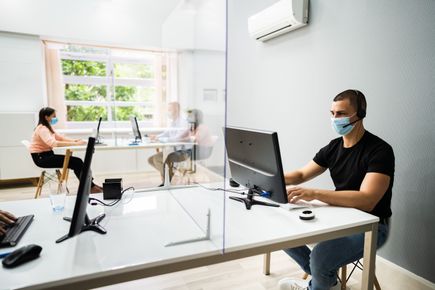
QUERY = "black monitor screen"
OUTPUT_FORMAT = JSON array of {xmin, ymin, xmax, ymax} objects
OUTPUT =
[
  {"xmin": 225, "ymin": 126, "xmax": 288, "ymax": 204},
  {"xmin": 68, "ymin": 137, "xmax": 95, "ymax": 236},
  {"xmin": 130, "ymin": 116, "xmax": 142, "ymax": 142},
  {"xmin": 56, "ymin": 137, "xmax": 106, "ymax": 243}
]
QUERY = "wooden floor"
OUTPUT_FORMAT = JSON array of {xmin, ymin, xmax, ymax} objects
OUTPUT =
[
  {"xmin": 94, "ymin": 252, "xmax": 361, "ymax": 290},
  {"xmin": 1, "ymin": 170, "xmax": 363, "ymax": 290}
]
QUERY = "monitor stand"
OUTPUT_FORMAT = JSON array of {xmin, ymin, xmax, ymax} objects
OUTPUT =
[
  {"xmin": 229, "ymin": 188, "xmax": 280, "ymax": 210},
  {"xmin": 128, "ymin": 137, "xmax": 141, "ymax": 146},
  {"xmin": 56, "ymin": 213, "xmax": 107, "ymax": 243}
]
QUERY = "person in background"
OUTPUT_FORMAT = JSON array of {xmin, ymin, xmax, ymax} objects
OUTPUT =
[
  {"xmin": 187, "ymin": 109, "xmax": 215, "ymax": 160},
  {"xmin": 29, "ymin": 107, "xmax": 103, "ymax": 194},
  {"xmin": 0, "ymin": 210, "xmax": 17, "ymax": 237},
  {"xmin": 148, "ymin": 102, "xmax": 190, "ymax": 185}
]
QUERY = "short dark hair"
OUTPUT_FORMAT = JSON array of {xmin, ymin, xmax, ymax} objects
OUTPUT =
[
  {"xmin": 38, "ymin": 107, "xmax": 56, "ymax": 133},
  {"xmin": 333, "ymin": 89, "xmax": 367, "ymax": 118}
]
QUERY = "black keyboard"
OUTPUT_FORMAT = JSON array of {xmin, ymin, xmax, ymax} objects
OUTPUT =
[{"xmin": 0, "ymin": 215, "xmax": 34, "ymax": 248}]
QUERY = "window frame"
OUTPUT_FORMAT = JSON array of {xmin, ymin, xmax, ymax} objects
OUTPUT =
[{"xmin": 60, "ymin": 47, "xmax": 164, "ymax": 128}]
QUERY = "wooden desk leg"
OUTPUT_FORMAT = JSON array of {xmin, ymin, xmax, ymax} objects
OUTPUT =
[
  {"xmin": 361, "ymin": 222, "xmax": 378, "ymax": 290},
  {"xmin": 263, "ymin": 252, "xmax": 271, "ymax": 275}
]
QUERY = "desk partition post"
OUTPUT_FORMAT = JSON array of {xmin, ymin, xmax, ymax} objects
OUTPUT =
[
  {"xmin": 165, "ymin": 209, "xmax": 211, "ymax": 247},
  {"xmin": 361, "ymin": 222, "xmax": 378, "ymax": 290}
]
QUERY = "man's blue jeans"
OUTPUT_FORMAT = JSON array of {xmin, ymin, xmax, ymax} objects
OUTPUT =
[{"xmin": 283, "ymin": 223, "xmax": 389, "ymax": 290}]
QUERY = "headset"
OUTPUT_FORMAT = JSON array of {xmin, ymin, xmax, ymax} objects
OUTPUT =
[{"xmin": 353, "ymin": 90, "xmax": 366, "ymax": 119}]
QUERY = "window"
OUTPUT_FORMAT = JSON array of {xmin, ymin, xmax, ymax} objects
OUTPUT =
[{"xmin": 59, "ymin": 44, "xmax": 170, "ymax": 128}]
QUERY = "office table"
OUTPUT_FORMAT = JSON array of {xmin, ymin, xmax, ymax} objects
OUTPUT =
[
  {"xmin": 0, "ymin": 186, "xmax": 379, "ymax": 290},
  {"xmin": 53, "ymin": 139, "xmax": 194, "ymax": 188}
]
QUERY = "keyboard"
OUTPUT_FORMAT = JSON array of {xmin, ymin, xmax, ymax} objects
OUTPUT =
[{"xmin": 0, "ymin": 215, "xmax": 34, "ymax": 248}]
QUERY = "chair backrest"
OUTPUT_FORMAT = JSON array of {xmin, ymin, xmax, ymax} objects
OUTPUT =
[
  {"xmin": 21, "ymin": 140, "xmax": 31, "ymax": 150},
  {"xmin": 21, "ymin": 140, "xmax": 38, "ymax": 168},
  {"xmin": 195, "ymin": 135, "xmax": 218, "ymax": 161}
]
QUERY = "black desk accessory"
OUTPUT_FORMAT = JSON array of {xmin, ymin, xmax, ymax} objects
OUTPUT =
[
  {"xmin": 2, "ymin": 244, "xmax": 42, "ymax": 268},
  {"xmin": 103, "ymin": 178, "xmax": 123, "ymax": 200}
]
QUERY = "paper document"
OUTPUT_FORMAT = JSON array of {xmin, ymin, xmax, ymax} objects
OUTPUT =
[{"xmin": 279, "ymin": 203, "xmax": 309, "ymax": 211}]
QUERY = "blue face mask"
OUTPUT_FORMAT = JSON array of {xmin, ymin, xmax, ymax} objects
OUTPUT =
[
  {"xmin": 331, "ymin": 115, "xmax": 355, "ymax": 136},
  {"xmin": 50, "ymin": 117, "xmax": 58, "ymax": 125}
]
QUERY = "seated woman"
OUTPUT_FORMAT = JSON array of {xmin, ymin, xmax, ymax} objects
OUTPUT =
[{"xmin": 29, "ymin": 107, "xmax": 103, "ymax": 193}]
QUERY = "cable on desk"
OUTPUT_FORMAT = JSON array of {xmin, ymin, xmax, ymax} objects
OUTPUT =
[
  {"xmin": 192, "ymin": 182, "xmax": 260, "ymax": 196},
  {"xmin": 121, "ymin": 187, "xmax": 137, "ymax": 205},
  {"xmin": 88, "ymin": 186, "xmax": 135, "ymax": 207}
]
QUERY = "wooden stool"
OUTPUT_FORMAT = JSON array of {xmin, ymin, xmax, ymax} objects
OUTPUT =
[
  {"xmin": 34, "ymin": 149, "xmax": 72, "ymax": 199},
  {"xmin": 338, "ymin": 260, "xmax": 382, "ymax": 290},
  {"xmin": 263, "ymin": 252, "xmax": 381, "ymax": 290}
]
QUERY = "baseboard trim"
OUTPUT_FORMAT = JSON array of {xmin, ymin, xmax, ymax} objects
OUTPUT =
[{"xmin": 376, "ymin": 256, "xmax": 435, "ymax": 290}]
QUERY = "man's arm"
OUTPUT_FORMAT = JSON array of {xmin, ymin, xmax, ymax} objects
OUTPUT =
[
  {"xmin": 284, "ymin": 160, "xmax": 326, "ymax": 185},
  {"xmin": 287, "ymin": 172, "xmax": 390, "ymax": 212}
]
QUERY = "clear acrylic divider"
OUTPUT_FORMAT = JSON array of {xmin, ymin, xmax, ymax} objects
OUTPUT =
[{"xmin": 159, "ymin": 0, "xmax": 227, "ymax": 254}]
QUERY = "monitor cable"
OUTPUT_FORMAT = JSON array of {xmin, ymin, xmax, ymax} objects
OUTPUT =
[{"xmin": 88, "ymin": 186, "xmax": 135, "ymax": 207}]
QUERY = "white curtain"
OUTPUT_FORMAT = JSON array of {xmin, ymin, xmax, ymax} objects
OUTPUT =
[{"xmin": 44, "ymin": 41, "xmax": 67, "ymax": 128}]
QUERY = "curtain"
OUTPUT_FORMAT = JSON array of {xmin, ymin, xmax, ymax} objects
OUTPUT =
[{"xmin": 44, "ymin": 41, "xmax": 67, "ymax": 128}]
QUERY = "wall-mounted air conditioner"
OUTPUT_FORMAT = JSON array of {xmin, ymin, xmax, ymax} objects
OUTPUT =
[{"xmin": 248, "ymin": 0, "xmax": 309, "ymax": 42}]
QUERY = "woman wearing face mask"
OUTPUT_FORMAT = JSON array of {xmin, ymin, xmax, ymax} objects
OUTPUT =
[{"xmin": 29, "ymin": 107, "xmax": 103, "ymax": 193}]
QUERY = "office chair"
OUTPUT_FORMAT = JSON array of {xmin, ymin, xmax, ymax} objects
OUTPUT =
[
  {"xmin": 173, "ymin": 135, "xmax": 218, "ymax": 184},
  {"xmin": 21, "ymin": 140, "xmax": 71, "ymax": 198}
]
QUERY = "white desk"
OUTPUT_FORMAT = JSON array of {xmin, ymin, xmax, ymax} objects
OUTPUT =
[
  {"xmin": 54, "ymin": 139, "xmax": 194, "ymax": 188},
  {"xmin": 54, "ymin": 139, "xmax": 193, "ymax": 153},
  {"xmin": 0, "ymin": 187, "xmax": 379, "ymax": 290}
]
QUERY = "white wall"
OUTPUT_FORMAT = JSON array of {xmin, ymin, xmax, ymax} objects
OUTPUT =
[
  {"xmin": 0, "ymin": 32, "xmax": 45, "ymax": 112},
  {"xmin": 162, "ymin": 0, "xmax": 226, "ymax": 51},
  {"xmin": 0, "ymin": 0, "xmax": 179, "ymax": 48},
  {"xmin": 228, "ymin": 0, "xmax": 435, "ymax": 283},
  {"xmin": 0, "ymin": 32, "xmax": 46, "ymax": 179}
]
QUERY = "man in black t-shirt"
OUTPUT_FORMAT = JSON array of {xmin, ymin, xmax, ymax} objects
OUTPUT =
[{"xmin": 278, "ymin": 90, "xmax": 394, "ymax": 290}]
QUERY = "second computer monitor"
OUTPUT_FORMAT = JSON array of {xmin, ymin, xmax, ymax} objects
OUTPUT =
[
  {"xmin": 225, "ymin": 126, "xmax": 288, "ymax": 204},
  {"xmin": 130, "ymin": 116, "xmax": 142, "ymax": 143},
  {"xmin": 95, "ymin": 117, "xmax": 102, "ymax": 144}
]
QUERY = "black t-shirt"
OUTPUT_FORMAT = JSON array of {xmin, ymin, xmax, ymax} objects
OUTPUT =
[{"xmin": 313, "ymin": 131, "xmax": 394, "ymax": 218}]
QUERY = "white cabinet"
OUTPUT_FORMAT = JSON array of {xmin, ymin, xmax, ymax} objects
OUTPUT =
[
  {"xmin": 0, "ymin": 112, "xmax": 38, "ymax": 179},
  {"xmin": 0, "ymin": 147, "xmax": 39, "ymax": 179}
]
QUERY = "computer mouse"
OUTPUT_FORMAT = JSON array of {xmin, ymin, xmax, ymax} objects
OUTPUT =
[
  {"xmin": 229, "ymin": 178, "xmax": 240, "ymax": 187},
  {"xmin": 2, "ymin": 244, "xmax": 42, "ymax": 268}
]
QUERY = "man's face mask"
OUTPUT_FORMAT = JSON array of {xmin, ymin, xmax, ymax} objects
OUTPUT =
[{"xmin": 331, "ymin": 113, "xmax": 356, "ymax": 136}]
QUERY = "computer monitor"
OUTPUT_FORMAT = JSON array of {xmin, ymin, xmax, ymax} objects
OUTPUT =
[
  {"xmin": 95, "ymin": 117, "xmax": 102, "ymax": 144},
  {"xmin": 224, "ymin": 126, "xmax": 288, "ymax": 210},
  {"xmin": 56, "ymin": 137, "xmax": 106, "ymax": 243},
  {"xmin": 130, "ymin": 116, "xmax": 142, "ymax": 144}
]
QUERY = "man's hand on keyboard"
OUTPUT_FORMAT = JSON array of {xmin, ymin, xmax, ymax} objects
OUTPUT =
[
  {"xmin": 0, "ymin": 210, "xmax": 17, "ymax": 236},
  {"xmin": 0, "ymin": 210, "xmax": 16, "ymax": 225}
]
